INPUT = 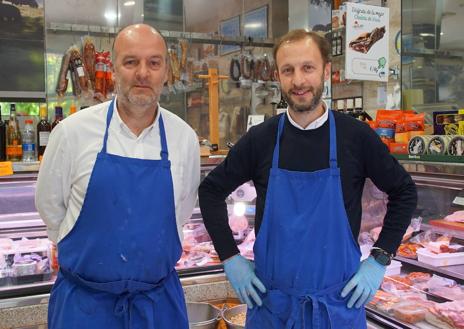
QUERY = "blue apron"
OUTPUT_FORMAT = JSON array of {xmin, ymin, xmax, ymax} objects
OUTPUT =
[
  {"xmin": 246, "ymin": 111, "xmax": 366, "ymax": 329},
  {"xmin": 48, "ymin": 100, "xmax": 188, "ymax": 329}
]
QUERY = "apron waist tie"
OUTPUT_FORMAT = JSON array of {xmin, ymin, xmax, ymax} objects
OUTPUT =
[
  {"xmin": 259, "ymin": 274, "xmax": 345, "ymax": 329},
  {"xmin": 60, "ymin": 267, "xmax": 172, "ymax": 329},
  {"xmin": 296, "ymin": 294, "xmax": 332, "ymax": 329}
]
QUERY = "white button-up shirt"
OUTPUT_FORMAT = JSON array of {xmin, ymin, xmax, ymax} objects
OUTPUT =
[
  {"xmin": 35, "ymin": 100, "xmax": 200, "ymax": 243},
  {"xmin": 286, "ymin": 100, "xmax": 329, "ymax": 130}
]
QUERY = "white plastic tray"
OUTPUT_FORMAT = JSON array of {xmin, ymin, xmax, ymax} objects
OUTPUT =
[
  {"xmin": 386, "ymin": 260, "xmax": 402, "ymax": 276},
  {"xmin": 416, "ymin": 248, "xmax": 464, "ymax": 267}
]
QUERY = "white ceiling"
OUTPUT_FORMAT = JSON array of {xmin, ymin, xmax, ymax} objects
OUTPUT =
[
  {"xmin": 41, "ymin": 0, "xmax": 464, "ymax": 51},
  {"xmin": 44, "ymin": 0, "xmax": 144, "ymax": 27}
]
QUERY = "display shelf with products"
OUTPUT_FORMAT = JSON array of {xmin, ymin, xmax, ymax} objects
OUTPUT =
[
  {"xmin": 395, "ymin": 255, "xmax": 464, "ymax": 282},
  {"xmin": 394, "ymin": 154, "xmax": 464, "ymax": 164}
]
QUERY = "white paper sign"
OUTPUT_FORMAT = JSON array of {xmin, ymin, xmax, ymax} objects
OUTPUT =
[
  {"xmin": 345, "ymin": 2, "xmax": 389, "ymax": 82},
  {"xmin": 247, "ymin": 115, "xmax": 265, "ymax": 131}
]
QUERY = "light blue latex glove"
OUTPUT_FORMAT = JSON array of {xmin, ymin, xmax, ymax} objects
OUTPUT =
[
  {"xmin": 341, "ymin": 256, "xmax": 386, "ymax": 309},
  {"xmin": 223, "ymin": 254, "xmax": 266, "ymax": 309}
]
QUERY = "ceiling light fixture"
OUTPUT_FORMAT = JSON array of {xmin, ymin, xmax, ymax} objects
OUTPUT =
[
  {"xmin": 104, "ymin": 12, "xmax": 121, "ymax": 21},
  {"xmin": 244, "ymin": 23, "xmax": 262, "ymax": 29},
  {"xmin": 124, "ymin": 1, "xmax": 135, "ymax": 6}
]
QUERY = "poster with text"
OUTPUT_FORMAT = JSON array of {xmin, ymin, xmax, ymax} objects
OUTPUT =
[{"xmin": 345, "ymin": 2, "xmax": 389, "ymax": 82}]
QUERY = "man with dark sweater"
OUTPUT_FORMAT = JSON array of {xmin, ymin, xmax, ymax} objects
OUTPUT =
[{"xmin": 199, "ymin": 29, "xmax": 417, "ymax": 328}]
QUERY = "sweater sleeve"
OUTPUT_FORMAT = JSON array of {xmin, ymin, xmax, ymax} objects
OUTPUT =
[
  {"xmin": 199, "ymin": 130, "xmax": 255, "ymax": 261},
  {"xmin": 362, "ymin": 125, "xmax": 418, "ymax": 255}
]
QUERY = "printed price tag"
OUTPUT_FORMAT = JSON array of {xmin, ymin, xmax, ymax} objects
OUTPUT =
[{"xmin": 0, "ymin": 161, "xmax": 13, "ymax": 176}]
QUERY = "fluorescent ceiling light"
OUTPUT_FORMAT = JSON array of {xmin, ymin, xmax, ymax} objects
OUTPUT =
[
  {"xmin": 124, "ymin": 1, "xmax": 135, "ymax": 6},
  {"xmin": 419, "ymin": 33, "xmax": 435, "ymax": 37},
  {"xmin": 244, "ymin": 23, "xmax": 262, "ymax": 29},
  {"xmin": 104, "ymin": 12, "xmax": 121, "ymax": 21}
]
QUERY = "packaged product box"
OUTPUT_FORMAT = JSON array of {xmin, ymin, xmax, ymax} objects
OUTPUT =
[{"xmin": 433, "ymin": 110, "xmax": 459, "ymax": 135}]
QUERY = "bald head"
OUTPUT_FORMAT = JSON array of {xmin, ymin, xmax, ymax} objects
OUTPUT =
[
  {"xmin": 112, "ymin": 23, "xmax": 170, "ymax": 112},
  {"xmin": 113, "ymin": 24, "xmax": 168, "ymax": 62}
]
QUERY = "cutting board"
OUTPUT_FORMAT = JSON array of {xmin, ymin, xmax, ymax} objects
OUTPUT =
[{"xmin": 429, "ymin": 219, "xmax": 464, "ymax": 231}]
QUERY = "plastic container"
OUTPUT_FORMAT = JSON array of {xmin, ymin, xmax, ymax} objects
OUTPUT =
[
  {"xmin": 22, "ymin": 119, "xmax": 36, "ymax": 162},
  {"xmin": 417, "ymin": 247, "xmax": 464, "ymax": 267},
  {"xmin": 448, "ymin": 135, "xmax": 464, "ymax": 156},
  {"xmin": 427, "ymin": 135, "xmax": 452, "ymax": 155},
  {"xmin": 392, "ymin": 301, "xmax": 427, "ymax": 324},
  {"xmin": 385, "ymin": 260, "xmax": 402, "ymax": 276}
]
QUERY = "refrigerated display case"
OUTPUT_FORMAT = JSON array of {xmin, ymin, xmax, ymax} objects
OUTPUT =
[
  {"xmin": 175, "ymin": 159, "xmax": 257, "ymax": 275},
  {"xmin": 0, "ymin": 158, "xmax": 258, "ymax": 300},
  {"xmin": 1, "ymin": 159, "xmax": 464, "ymax": 329},
  {"xmin": 362, "ymin": 160, "xmax": 464, "ymax": 329}
]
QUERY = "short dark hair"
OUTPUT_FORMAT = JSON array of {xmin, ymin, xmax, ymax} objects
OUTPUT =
[{"xmin": 273, "ymin": 29, "xmax": 331, "ymax": 67}]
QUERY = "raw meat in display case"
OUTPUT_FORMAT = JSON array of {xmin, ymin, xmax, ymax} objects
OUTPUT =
[{"xmin": 0, "ymin": 237, "xmax": 52, "ymax": 286}]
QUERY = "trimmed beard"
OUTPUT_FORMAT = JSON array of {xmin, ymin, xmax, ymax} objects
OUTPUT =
[
  {"xmin": 116, "ymin": 82, "xmax": 158, "ymax": 108},
  {"xmin": 282, "ymin": 74, "xmax": 325, "ymax": 113}
]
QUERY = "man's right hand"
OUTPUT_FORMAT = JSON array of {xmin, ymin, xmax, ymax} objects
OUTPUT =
[{"xmin": 223, "ymin": 254, "xmax": 266, "ymax": 309}]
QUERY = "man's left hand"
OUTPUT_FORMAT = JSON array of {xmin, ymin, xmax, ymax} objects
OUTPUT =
[{"xmin": 341, "ymin": 256, "xmax": 386, "ymax": 308}]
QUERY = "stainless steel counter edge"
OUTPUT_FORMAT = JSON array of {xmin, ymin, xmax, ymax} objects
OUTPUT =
[{"xmin": 0, "ymin": 273, "xmax": 234, "ymax": 329}]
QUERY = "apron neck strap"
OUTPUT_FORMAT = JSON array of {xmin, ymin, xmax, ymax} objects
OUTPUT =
[
  {"xmin": 102, "ymin": 99, "xmax": 169, "ymax": 160},
  {"xmin": 101, "ymin": 99, "xmax": 115, "ymax": 154},
  {"xmin": 328, "ymin": 110, "xmax": 337, "ymax": 168},
  {"xmin": 271, "ymin": 113, "xmax": 286, "ymax": 168},
  {"xmin": 158, "ymin": 113, "xmax": 169, "ymax": 160}
]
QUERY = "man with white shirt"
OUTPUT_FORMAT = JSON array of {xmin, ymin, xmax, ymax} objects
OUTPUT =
[
  {"xmin": 198, "ymin": 30, "xmax": 416, "ymax": 328},
  {"xmin": 36, "ymin": 24, "xmax": 199, "ymax": 329}
]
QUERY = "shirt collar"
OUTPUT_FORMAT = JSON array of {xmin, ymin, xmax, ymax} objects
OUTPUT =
[
  {"xmin": 113, "ymin": 98, "xmax": 160, "ymax": 139},
  {"xmin": 286, "ymin": 100, "xmax": 329, "ymax": 131}
]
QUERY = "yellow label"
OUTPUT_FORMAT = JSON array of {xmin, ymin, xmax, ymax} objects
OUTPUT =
[
  {"xmin": 0, "ymin": 162, "xmax": 13, "ymax": 176},
  {"xmin": 459, "ymin": 109, "xmax": 464, "ymax": 135}
]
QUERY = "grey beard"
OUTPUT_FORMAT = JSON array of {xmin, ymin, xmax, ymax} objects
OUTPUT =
[{"xmin": 116, "ymin": 83, "xmax": 158, "ymax": 108}]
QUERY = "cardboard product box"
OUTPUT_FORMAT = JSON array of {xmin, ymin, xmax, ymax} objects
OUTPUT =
[{"xmin": 433, "ymin": 110, "xmax": 459, "ymax": 135}]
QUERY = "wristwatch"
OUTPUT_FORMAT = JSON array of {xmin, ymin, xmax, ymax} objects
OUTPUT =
[{"xmin": 370, "ymin": 248, "xmax": 394, "ymax": 266}]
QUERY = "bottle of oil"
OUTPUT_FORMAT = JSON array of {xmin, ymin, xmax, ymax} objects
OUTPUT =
[{"xmin": 6, "ymin": 104, "xmax": 22, "ymax": 161}]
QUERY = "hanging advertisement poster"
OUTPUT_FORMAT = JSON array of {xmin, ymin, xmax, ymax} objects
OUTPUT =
[{"xmin": 345, "ymin": 2, "xmax": 389, "ymax": 82}]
